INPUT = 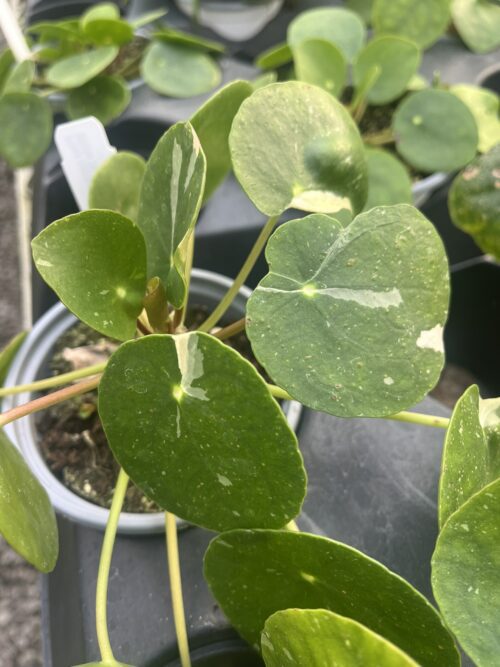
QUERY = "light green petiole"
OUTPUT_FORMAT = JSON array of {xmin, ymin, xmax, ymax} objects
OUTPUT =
[
  {"xmin": 165, "ymin": 512, "xmax": 191, "ymax": 667},
  {"xmin": 0, "ymin": 362, "xmax": 106, "ymax": 397}
]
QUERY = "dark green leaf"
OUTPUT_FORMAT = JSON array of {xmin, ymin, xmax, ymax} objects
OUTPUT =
[
  {"xmin": 346, "ymin": 0, "xmax": 374, "ymax": 23},
  {"xmin": 450, "ymin": 84, "xmax": 500, "ymax": 154},
  {"xmin": 66, "ymin": 75, "xmax": 131, "ymax": 125},
  {"xmin": 372, "ymin": 0, "xmax": 450, "ymax": 49},
  {"xmin": 364, "ymin": 148, "xmax": 412, "ymax": 210},
  {"xmin": 451, "ymin": 0, "xmax": 500, "ymax": 53},
  {"xmin": 0, "ymin": 48, "xmax": 15, "ymax": 95},
  {"xmin": 137, "ymin": 122, "xmax": 206, "ymax": 307},
  {"xmin": 89, "ymin": 151, "xmax": 145, "ymax": 220},
  {"xmin": 292, "ymin": 38, "xmax": 347, "ymax": 98},
  {"xmin": 204, "ymin": 530, "xmax": 459, "ymax": 666},
  {"xmin": 262, "ymin": 609, "xmax": 419, "ymax": 666},
  {"xmin": 46, "ymin": 46, "xmax": 119, "ymax": 89},
  {"xmin": 0, "ymin": 430, "xmax": 58, "ymax": 573},
  {"xmin": 0, "ymin": 92, "xmax": 52, "ymax": 167},
  {"xmin": 152, "ymin": 27, "xmax": 225, "ymax": 53},
  {"xmin": 246, "ymin": 205, "xmax": 449, "ymax": 418},
  {"xmin": 2, "ymin": 60, "xmax": 34, "ymax": 94},
  {"xmin": 255, "ymin": 42, "xmax": 292, "ymax": 70},
  {"xmin": 32, "ymin": 210, "xmax": 147, "ymax": 341},
  {"xmin": 393, "ymin": 89, "xmax": 478, "ymax": 173},
  {"xmin": 0, "ymin": 332, "xmax": 27, "ymax": 388},
  {"xmin": 432, "ymin": 478, "xmax": 500, "ymax": 666},
  {"xmin": 229, "ymin": 81, "xmax": 368, "ymax": 216},
  {"xmin": 98, "ymin": 333, "xmax": 306, "ymax": 531}
]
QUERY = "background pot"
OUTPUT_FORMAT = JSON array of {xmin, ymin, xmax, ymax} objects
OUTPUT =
[{"xmin": 3, "ymin": 268, "xmax": 301, "ymax": 534}]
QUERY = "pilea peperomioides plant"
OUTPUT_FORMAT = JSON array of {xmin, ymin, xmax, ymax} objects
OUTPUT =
[{"xmin": 0, "ymin": 80, "xmax": 499, "ymax": 666}]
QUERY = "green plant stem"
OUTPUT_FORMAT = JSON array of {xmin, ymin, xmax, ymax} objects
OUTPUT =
[
  {"xmin": 213, "ymin": 317, "xmax": 246, "ymax": 341},
  {"xmin": 0, "ymin": 362, "xmax": 106, "ymax": 398},
  {"xmin": 96, "ymin": 468, "xmax": 129, "ymax": 663},
  {"xmin": 165, "ymin": 512, "xmax": 192, "ymax": 667},
  {"xmin": 350, "ymin": 64, "xmax": 381, "ymax": 124},
  {"xmin": 198, "ymin": 215, "xmax": 279, "ymax": 333},
  {"xmin": 363, "ymin": 128, "xmax": 394, "ymax": 146},
  {"xmin": 267, "ymin": 384, "xmax": 450, "ymax": 429}
]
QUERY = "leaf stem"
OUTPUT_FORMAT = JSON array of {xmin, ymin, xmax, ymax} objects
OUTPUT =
[
  {"xmin": 198, "ymin": 215, "xmax": 279, "ymax": 333},
  {"xmin": 363, "ymin": 128, "xmax": 394, "ymax": 146},
  {"xmin": 0, "ymin": 362, "xmax": 106, "ymax": 398},
  {"xmin": 213, "ymin": 317, "xmax": 246, "ymax": 340},
  {"xmin": 165, "ymin": 512, "xmax": 191, "ymax": 667},
  {"xmin": 96, "ymin": 468, "xmax": 129, "ymax": 663}
]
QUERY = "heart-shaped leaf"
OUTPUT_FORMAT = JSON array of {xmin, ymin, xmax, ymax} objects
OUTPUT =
[
  {"xmin": 432, "ymin": 477, "xmax": 500, "ymax": 666},
  {"xmin": 255, "ymin": 42, "xmax": 292, "ymax": 70},
  {"xmin": 262, "ymin": 609, "xmax": 419, "ymax": 667},
  {"xmin": 98, "ymin": 333, "xmax": 306, "ymax": 531},
  {"xmin": 152, "ymin": 27, "xmax": 225, "ymax": 54},
  {"xmin": 353, "ymin": 36, "xmax": 421, "ymax": 105},
  {"xmin": 137, "ymin": 122, "xmax": 206, "ymax": 308},
  {"xmin": 89, "ymin": 151, "xmax": 146, "ymax": 221},
  {"xmin": 32, "ymin": 210, "xmax": 147, "ymax": 340},
  {"xmin": 364, "ymin": 148, "xmax": 412, "ymax": 210},
  {"xmin": 288, "ymin": 7, "xmax": 366, "ymax": 62},
  {"xmin": 66, "ymin": 75, "xmax": 131, "ymax": 125},
  {"xmin": 246, "ymin": 205, "xmax": 449, "ymax": 418},
  {"xmin": 191, "ymin": 80, "xmax": 253, "ymax": 202},
  {"xmin": 2, "ymin": 60, "xmax": 34, "ymax": 94},
  {"xmin": 292, "ymin": 38, "xmax": 347, "ymax": 98},
  {"xmin": 372, "ymin": 0, "xmax": 450, "ymax": 49},
  {"xmin": 204, "ymin": 530, "xmax": 459, "ymax": 666},
  {"xmin": 46, "ymin": 46, "xmax": 119, "ymax": 89},
  {"xmin": 393, "ymin": 89, "xmax": 478, "ymax": 173},
  {"xmin": 450, "ymin": 84, "xmax": 500, "ymax": 154},
  {"xmin": 0, "ymin": 430, "xmax": 58, "ymax": 573},
  {"xmin": 141, "ymin": 41, "xmax": 220, "ymax": 98},
  {"xmin": 229, "ymin": 81, "xmax": 368, "ymax": 217},
  {"xmin": 451, "ymin": 0, "xmax": 500, "ymax": 53},
  {"xmin": 0, "ymin": 92, "xmax": 53, "ymax": 167},
  {"xmin": 448, "ymin": 144, "xmax": 500, "ymax": 261}
]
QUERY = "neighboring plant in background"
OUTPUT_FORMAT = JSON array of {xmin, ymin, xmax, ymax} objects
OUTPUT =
[
  {"xmin": 0, "ymin": 80, "xmax": 498, "ymax": 667},
  {"xmin": 255, "ymin": 6, "xmax": 499, "ymax": 212},
  {"xmin": 0, "ymin": 2, "xmax": 224, "ymax": 168}
]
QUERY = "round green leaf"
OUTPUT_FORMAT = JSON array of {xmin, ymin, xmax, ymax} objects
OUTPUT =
[
  {"xmin": 98, "ymin": 333, "xmax": 306, "ymax": 531},
  {"xmin": 89, "ymin": 151, "xmax": 146, "ymax": 220},
  {"xmin": 46, "ymin": 46, "xmax": 119, "ymax": 89},
  {"xmin": 450, "ymin": 84, "xmax": 500, "ymax": 154},
  {"xmin": 152, "ymin": 27, "xmax": 225, "ymax": 54},
  {"xmin": 262, "ymin": 609, "xmax": 419, "ymax": 667},
  {"xmin": 246, "ymin": 205, "xmax": 449, "ymax": 418},
  {"xmin": 292, "ymin": 38, "xmax": 347, "ymax": 98},
  {"xmin": 255, "ymin": 42, "xmax": 292, "ymax": 70},
  {"xmin": 0, "ymin": 92, "xmax": 53, "ymax": 168},
  {"xmin": 354, "ymin": 36, "xmax": 421, "ymax": 105},
  {"xmin": 141, "ymin": 41, "xmax": 220, "ymax": 98},
  {"xmin": 364, "ymin": 148, "xmax": 412, "ymax": 210},
  {"xmin": 204, "ymin": 530, "xmax": 460, "ymax": 667},
  {"xmin": 288, "ymin": 7, "xmax": 366, "ymax": 62},
  {"xmin": 32, "ymin": 210, "xmax": 147, "ymax": 341},
  {"xmin": 81, "ymin": 3, "xmax": 120, "ymax": 23},
  {"xmin": 66, "ymin": 75, "xmax": 131, "ymax": 125},
  {"xmin": 451, "ymin": 0, "xmax": 500, "ymax": 53},
  {"xmin": 81, "ymin": 18, "xmax": 133, "ymax": 47},
  {"xmin": 346, "ymin": 0, "xmax": 374, "ymax": 23},
  {"xmin": 393, "ymin": 89, "xmax": 479, "ymax": 173},
  {"xmin": 372, "ymin": 0, "xmax": 450, "ymax": 49},
  {"xmin": 229, "ymin": 81, "xmax": 368, "ymax": 217},
  {"xmin": 0, "ymin": 430, "xmax": 58, "ymax": 573},
  {"xmin": 432, "ymin": 478, "xmax": 500, "ymax": 666},
  {"xmin": 2, "ymin": 60, "xmax": 35, "ymax": 94},
  {"xmin": 190, "ymin": 80, "xmax": 253, "ymax": 202},
  {"xmin": 448, "ymin": 145, "xmax": 500, "ymax": 261}
]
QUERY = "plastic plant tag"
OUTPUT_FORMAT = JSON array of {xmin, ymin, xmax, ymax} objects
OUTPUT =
[{"xmin": 55, "ymin": 116, "xmax": 117, "ymax": 210}]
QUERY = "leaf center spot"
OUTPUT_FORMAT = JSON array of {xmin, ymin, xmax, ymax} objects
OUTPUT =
[
  {"xmin": 301, "ymin": 284, "xmax": 317, "ymax": 298},
  {"xmin": 173, "ymin": 384, "xmax": 184, "ymax": 402},
  {"xmin": 116, "ymin": 286, "xmax": 126, "ymax": 299}
]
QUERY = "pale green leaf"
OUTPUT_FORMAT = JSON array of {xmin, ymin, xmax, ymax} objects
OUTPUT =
[
  {"xmin": 292, "ymin": 38, "xmax": 347, "ymax": 98},
  {"xmin": 255, "ymin": 42, "xmax": 292, "ymax": 70},
  {"xmin": 372, "ymin": 0, "xmax": 450, "ymax": 49},
  {"xmin": 80, "ymin": 3, "xmax": 120, "ymax": 23},
  {"xmin": 451, "ymin": 0, "xmax": 500, "ymax": 53},
  {"xmin": 46, "ymin": 46, "xmax": 119, "ymax": 89},
  {"xmin": 0, "ymin": 92, "xmax": 52, "ymax": 167},
  {"xmin": 364, "ymin": 148, "xmax": 412, "ymax": 210},
  {"xmin": 2, "ymin": 60, "xmax": 34, "ymax": 94},
  {"xmin": 152, "ymin": 27, "xmax": 225, "ymax": 53},
  {"xmin": 0, "ymin": 331, "xmax": 27, "ymax": 388},
  {"xmin": 81, "ymin": 18, "xmax": 133, "ymax": 47},
  {"xmin": 89, "ymin": 151, "xmax": 146, "ymax": 221},
  {"xmin": 130, "ymin": 9, "xmax": 168, "ymax": 29},
  {"xmin": 0, "ymin": 48, "xmax": 15, "ymax": 95},
  {"xmin": 450, "ymin": 84, "xmax": 500, "ymax": 154},
  {"xmin": 66, "ymin": 75, "xmax": 131, "ymax": 125},
  {"xmin": 346, "ymin": 0, "xmax": 374, "ymax": 23}
]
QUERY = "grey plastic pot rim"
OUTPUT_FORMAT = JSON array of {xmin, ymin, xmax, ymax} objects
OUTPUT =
[
  {"xmin": 411, "ymin": 171, "xmax": 448, "ymax": 206},
  {"xmin": 2, "ymin": 268, "xmax": 302, "ymax": 535}
]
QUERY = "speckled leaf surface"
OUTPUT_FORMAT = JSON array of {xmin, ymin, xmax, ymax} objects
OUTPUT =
[
  {"xmin": 66, "ymin": 75, "xmax": 131, "ymax": 125},
  {"xmin": 292, "ymin": 39, "xmax": 347, "ymax": 98},
  {"xmin": 247, "ymin": 205, "xmax": 449, "ymax": 418},
  {"xmin": 46, "ymin": 46, "xmax": 118, "ymax": 89},
  {"xmin": 204, "ymin": 530, "xmax": 459, "ymax": 666},
  {"xmin": 450, "ymin": 84, "xmax": 500, "ymax": 154},
  {"xmin": 89, "ymin": 151, "xmax": 146, "ymax": 221},
  {"xmin": 191, "ymin": 80, "xmax": 253, "ymax": 201},
  {"xmin": 448, "ymin": 145, "xmax": 500, "ymax": 260},
  {"xmin": 98, "ymin": 334, "xmax": 306, "ymax": 531},
  {"xmin": 32, "ymin": 210, "xmax": 147, "ymax": 340},
  {"xmin": 353, "ymin": 36, "xmax": 420, "ymax": 105},
  {"xmin": 0, "ymin": 430, "xmax": 58, "ymax": 573},
  {"xmin": 432, "ymin": 478, "xmax": 500, "ymax": 666},
  {"xmin": 141, "ymin": 41, "xmax": 220, "ymax": 98},
  {"xmin": 288, "ymin": 7, "xmax": 366, "ymax": 62},
  {"xmin": 0, "ymin": 92, "xmax": 53, "ymax": 167},
  {"xmin": 229, "ymin": 82, "xmax": 368, "ymax": 216},
  {"xmin": 451, "ymin": 0, "xmax": 500, "ymax": 53},
  {"xmin": 137, "ymin": 122, "xmax": 206, "ymax": 307},
  {"xmin": 393, "ymin": 89, "xmax": 478, "ymax": 173},
  {"xmin": 372, "ymin": 0, "xmax": 450, "ymax": 49},
  {"xmin": 262, "ymin": 609, "xmax": 419, "ymax": 667},
  {"xmin": 364, "ymin": 148, "xmax": 412, "ymax": 210}
]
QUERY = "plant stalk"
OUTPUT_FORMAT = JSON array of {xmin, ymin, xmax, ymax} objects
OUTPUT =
[
  {"xmin": 198, "ymin": 215, "xmax": 279, "ymax": 333},
  {"xmin": 96, "ymin": 468, "xmax": 129, "ymax": 663},
  {"xmin": 165, "ymin": 512, "xmax": 191, "ymax": 667},
  {"xmin": 213, "ymin": 317, "xmax": 246, "ymax": 340},
  {"xmin": 0, "ymin": 362, "xmax": 106, "ymax": 398}
]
